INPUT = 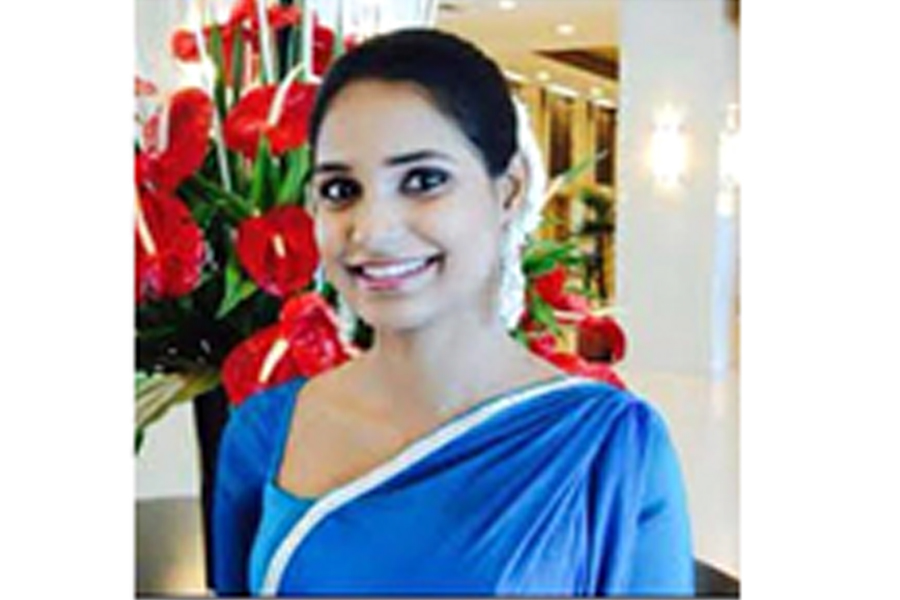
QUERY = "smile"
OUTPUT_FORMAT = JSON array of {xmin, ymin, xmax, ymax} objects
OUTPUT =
[{"xmin": 348, "ymin": 256, "xmax": 442, "ymax": 291}]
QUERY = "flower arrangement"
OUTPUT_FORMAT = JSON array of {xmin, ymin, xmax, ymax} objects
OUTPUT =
[{"xmin": 134, "ymin": 0, "xmax": 626, "ymax": 452}]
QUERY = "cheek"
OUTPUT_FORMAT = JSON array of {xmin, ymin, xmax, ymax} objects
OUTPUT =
[{"xmin": 314, "ymin": 216, "xmax": 345, "ymax": 275}]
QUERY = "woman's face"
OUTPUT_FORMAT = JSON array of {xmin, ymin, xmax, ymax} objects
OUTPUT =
[{"xmin": 311, "ymin": 80, "xmax": 519, "ymax": 333}]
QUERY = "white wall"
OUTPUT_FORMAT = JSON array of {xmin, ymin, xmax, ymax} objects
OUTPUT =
[
  {"xmin": 616, "ymin": 0, "xmax": 739, "ymax": 376},
  {"xmin": 135, "ymin": 402, "xmax": 201, "ymax": 499}
]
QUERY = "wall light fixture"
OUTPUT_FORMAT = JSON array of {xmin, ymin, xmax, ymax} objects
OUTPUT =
[{"xmin": 649, "ymin": 105, "xmax": 688, "ymax": 188}]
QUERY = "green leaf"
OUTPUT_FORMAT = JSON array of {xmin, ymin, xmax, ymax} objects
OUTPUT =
[
  {"xmin": 182, "ymin": 174, "xmax": 254, "ymax": 221},
  {"xmin": 267, "ymin": 154, "xmax": 283, "ymax": 204},
  {"xmin": 216, "ymin": 251, "xmax": 259, "ymax": 319},
  {"xmin": 548, "ymin": 150, "xmax": 610, "ymax": 195},
  {"xmin": 191, "ymin": 195, "xmax": 218, "ymax": 229},
  {"xmin": 511, "ymin": 328, "xmax": 528, "ymax": 347},
  {"xmin": 250, "ymin": 137, "xmax": 272, "ymax": 209},
  {"xmin": 529, "ymin": 295, "xmax": 562, "ymax": 336},
  {"xmin": 217, "ymin": 279, "xmax": 258, "ymax": 320},
  {"xmin": 283, "ymin": 20, "xmax": 299, "ymax": 79},
  {"xmin": 522, "ymin": 239, "xmax": 581, "ymax": 275},
  {"xmin": 277, "ymin": 146, "xmax": 309, "ymax": 206},
  {"xmin": 208, "ymin": 24, "xmax": 229, "ymax": 120},
  {"xmin": 230, "ymin": 27, "xmax": 245, "ymax": 102},
  {"xmin": 136, "ymin": 324, "xmax": 179, "ymax": 341}
]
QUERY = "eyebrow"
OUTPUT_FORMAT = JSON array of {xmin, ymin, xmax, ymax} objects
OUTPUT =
[
  {"xmin": 312, "ymin": 149, "xmax": 456, "ymax": 175},
  {"xmin": 386, "ymin": 149, "xmax": 455, "ymax": 166}
]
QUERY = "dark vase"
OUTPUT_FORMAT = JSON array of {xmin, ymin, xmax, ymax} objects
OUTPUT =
[{"xmin": 192, "ymin": 386, "xmax": 231, "ymax": 591}]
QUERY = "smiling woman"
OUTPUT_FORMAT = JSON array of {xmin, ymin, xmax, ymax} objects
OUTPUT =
[{"xmin": 212, "ymin": 28, "xmax": 694, "ymax": 597}]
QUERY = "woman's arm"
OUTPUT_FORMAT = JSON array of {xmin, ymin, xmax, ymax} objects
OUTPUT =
[
  {"xmin": 626, "ymin": 407, "xmax": 695, "ymax": 595},
  {"xmin": 589, "ymin": 398, "xmax": 695, "ymax": 596},
  {"xmin": 210, "ymin": 396, "xmax": 275, "ymax": 595}
]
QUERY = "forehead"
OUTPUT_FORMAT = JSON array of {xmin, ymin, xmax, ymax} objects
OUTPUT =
[{"xmin": 315, "ymin": 80, "xmax": 481, "ymax": 165}]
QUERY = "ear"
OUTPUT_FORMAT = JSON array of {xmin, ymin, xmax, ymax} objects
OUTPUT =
[{"xmin": 496, "ymin": 153, "xmax": 528, "ymax": 227}]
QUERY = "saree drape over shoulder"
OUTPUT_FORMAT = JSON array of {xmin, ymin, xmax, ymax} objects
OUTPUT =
[{"xmin": 212, "ymin": 376, "xmax": 694, "ymax": 596}]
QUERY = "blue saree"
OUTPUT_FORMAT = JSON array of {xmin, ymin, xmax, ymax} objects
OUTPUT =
[{"xmin": 212, "ymin": 376, "xmax": 694, "ymax": 596}]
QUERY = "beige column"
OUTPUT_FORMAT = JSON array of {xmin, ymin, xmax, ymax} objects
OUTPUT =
[{"xmin": 615, "ymin": 0, "xmax": 739, "ymax": 375}]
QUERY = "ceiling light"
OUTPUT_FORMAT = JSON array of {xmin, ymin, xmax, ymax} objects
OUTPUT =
[
  {"xmin": 498, "ymin": 0, "xmax": 517, "ymax": 10},
  {"xmin": 556, "ymin": 23, "xmax": 575, "ymax": 36},
  {"xmin": 536, "ymin": 71, "xmax": 551, "ymax": 82}
]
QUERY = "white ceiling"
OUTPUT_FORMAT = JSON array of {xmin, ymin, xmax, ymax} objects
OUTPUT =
[{"xmin": 435, "ymin": 0, "xmax": 620, "ymax": 103}]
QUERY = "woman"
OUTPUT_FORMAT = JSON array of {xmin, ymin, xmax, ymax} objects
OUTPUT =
[{"xmin": 213, "ymin": 28, "xmax": 693, "ymax": 596}]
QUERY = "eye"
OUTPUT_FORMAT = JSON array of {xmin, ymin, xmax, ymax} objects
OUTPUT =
[
  {"xmin": 400, "ymin": 167, "xmax": 450, "ymax": 196},
  {"xmin": 315, "ymin": 176, "xmax": 362, "ymax": 208}
]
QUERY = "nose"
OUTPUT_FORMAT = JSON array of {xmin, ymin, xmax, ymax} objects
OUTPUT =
[{"xmin": 349, "ymin": 192, "xmax": 406, "ymax": 248}]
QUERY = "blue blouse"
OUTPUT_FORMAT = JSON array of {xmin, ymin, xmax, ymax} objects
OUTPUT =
[{"xmin": 212, "ymin": 376, "xmax": 694, "ymax": 596}]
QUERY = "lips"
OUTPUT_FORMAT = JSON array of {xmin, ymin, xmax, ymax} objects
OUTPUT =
[{"xmin": 347, "ymin": 255, "xmax": 442, "ymax": 290}]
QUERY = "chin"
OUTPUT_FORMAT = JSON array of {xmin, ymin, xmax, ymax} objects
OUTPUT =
[{"xmin": 353, "ymin": 297, "xmax": 443, "ymax": 335}]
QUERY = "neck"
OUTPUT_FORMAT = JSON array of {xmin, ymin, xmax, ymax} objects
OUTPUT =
[{"xmin": 359, "ymin": 309, "xmax": 545, "ymax": 419}]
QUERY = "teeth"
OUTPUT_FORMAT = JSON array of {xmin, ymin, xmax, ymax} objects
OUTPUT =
[{"xmin": 360, "ymin": 258, "xmax": 430, "ymax": 280}]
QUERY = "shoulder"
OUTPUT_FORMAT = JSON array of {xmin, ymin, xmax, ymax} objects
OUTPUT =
[
  {"xmin": 228, "ymin": 378, "xmax": 307, "ymax": 436},
  {"xmin": 547, "ymin": 377, "xmax": 661, "ymax": 424},
  {"xmin": 551, "ymin": 377, "xmax": 676, "ymax": 459},
  {"xmin": 218, "ymin": 378, "xmax": 309, "ymax": 477}
]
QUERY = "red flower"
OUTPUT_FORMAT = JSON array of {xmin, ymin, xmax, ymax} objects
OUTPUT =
[
  {"xmin": 280, "ymin": 293, "xmax": 352, "ymax": 379},
  {"xmin": 223, "ymin": 81, "xmax": 317, "ymax": 160},
  {"xmin": 544, "ymin": 352, "xmax": 627, "ymax": 390},
  {"xmin": 222, "ymin": 293, "xmax": 351, "ymax": 405},
  {"xmin": 139, "ymin": 88, "xmax": 213, "ymax": 194},
  {"xmin": 135, "ymin": 76, "xmax": 157, "ymax": 97},
  {"xmin": 235, "ymin": 205, "xmax": 320, "ymax": 297},
  {"xmin": 577, "ymin": 315, "xmax": 627, "ymax": 363},
  {"xmin": 526, "ymin": 331, "xmax": 558, "ymax": 356},
  {"xmin": 227, "ymin": 0, "xmax": 300, "ymax": 30},
  {"xmin": 343, "ymin": 34, "xmax": 362, "ymax": 53},
  {"xmin": 135, "ymin": 188, "xmax": 205, "ymax": 304},
  {"xmin": 523, "ymin": 328, "xmax": 626, "ymax": 390},
  {"xmin": 311, "ymin": 20, "xmax": 335, "ymax": 75},
  {"xmin": 529, "ymin": 264, "xmax": 593, "ymax": 315},
  {"xmin": 171, "ymin": 29, "xmax": 202, "ymax": 62},
  {"xmin": 170, "ymin": 3, "xmax": 299, "ymax": 86},
  {"xmin": 531, "ymin": 265, "xmax": 568, "ymax": 309},
  {"xmin": 171, "ymin": 26, "xmax": 247, "ymax": 84}
]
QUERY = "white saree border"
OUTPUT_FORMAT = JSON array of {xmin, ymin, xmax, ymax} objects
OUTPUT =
[{"xmin": 260, "ymin": 376, "xmax": 590, "ymax": 595}]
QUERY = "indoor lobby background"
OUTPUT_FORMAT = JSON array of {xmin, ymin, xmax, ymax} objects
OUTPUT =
[{"xmin": 135, "ymin": 0, "xmax": 740, "ymax": 595}]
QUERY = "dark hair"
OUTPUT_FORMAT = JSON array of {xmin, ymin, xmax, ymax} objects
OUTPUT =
[{"xmin": 308, "ymin": 28, "xmax": 517, "ymax": 178}]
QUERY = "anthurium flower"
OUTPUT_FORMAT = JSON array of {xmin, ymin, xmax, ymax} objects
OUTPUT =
[
  {"xmin": 526, "ymin": 331, "xmax": 558, "ymax": 356},
  {"xmin": 530, "ymin": 265, "xmax": 593, "ymax": 314},
  {"xmin": 280, "ymin": 293, "xmax": 352, "ymax": 379},
  {"xmin": 139, "ymin": 88, "xmax": 213, "ymax": 194},
  {"xmin": 310, "ymin": 19, "xmax": 335, "ymax": 75},
  {"xmin": 170, "ymin": 3, "xmax": 299, "ymax": 75},
  {"xmin": 235, "ymin": 205, "xmax": 320, "ymax": 297},
  {"xmin": 223, "ymin": 81, "xmax": 317, "ymax": 160},
  {"xmin": 135, "ymin": 188, "xmax": 205, "ymax": 304},
  {"xmin": 227, "ymin": 0, "xmax": 300, "ymax": 30},
  {"xmin": 222, "ymin": 293, "xmax": 350, "ymax": 405},
  {"xmin": 577, "ymin": 315, "xmax": 627, "ymax": 363},
  {"xmin": 544, "ymin": 351, "xmax": 627, "ymax": 390},
  {"xmin": 221, "ymin": 323, "xmax": 296, "ymax": 405},
  {"xmin": 171, "ymin": 25, "xmax": 247, "ymax": 85},
  {"xmin": 531, "ymin": 265, "xmax": 570, "ymax": 309},
  {"xmin": 134, "ymin": 76, "xmax": 157, "ymax": 97}
]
